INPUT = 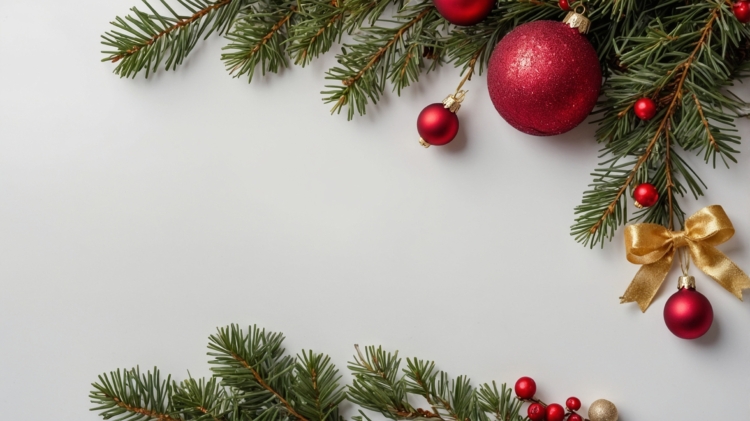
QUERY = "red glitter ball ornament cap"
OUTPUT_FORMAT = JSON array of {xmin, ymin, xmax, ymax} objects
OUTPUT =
[{"xmin": 487, "ymin": 20, "xmax": 602, "ymax": 136}]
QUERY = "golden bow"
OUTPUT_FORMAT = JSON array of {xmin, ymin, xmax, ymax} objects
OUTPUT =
[{"xmin": 622, "ymin": 205, "xmax": 750, "ymax": 312}]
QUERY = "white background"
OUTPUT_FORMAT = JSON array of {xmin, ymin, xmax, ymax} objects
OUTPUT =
[{"xmin": 2, "ymin": 2, "xmax": 750, "ymax": 420}]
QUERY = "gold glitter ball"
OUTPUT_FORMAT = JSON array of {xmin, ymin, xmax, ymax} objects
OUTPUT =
[{"xmin": 588, "ymin": 399, "xmax": 618, "ymax": 421}]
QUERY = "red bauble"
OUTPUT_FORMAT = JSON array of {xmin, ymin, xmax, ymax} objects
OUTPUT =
[
  {"xmin": 487, "ymin": 21, "xmax": 602, "ymax": 136},
  {"xmin": 527, "ymin": 403, "xmax": 546, "ymax": 421},
  {"xmin": 633, "ymin": 97, "xmax": 657, "ymax": 120},
  {"xmin": 558, "ymin": 0, "xmax": 571, "ymax": 11},
  {"xmin": 545, "ymin": 404, "xmax": 565, "ymax": 421},
  {"xmin": 566, "ymin": 397, "xmax": 581, "ymax": 411},
  {"xmin": 734, "ymin": 1, "xmax": 750, "ymax": 23},
  {"xmin": 433, "ymin": 0, "xmax": 494, "ymax": 25},
  {"xmin": 664, "ymin": 286, "xmax": 713, "ymax": 340},
  {"xmin": 417, "ymin": 103, "xmax": 459, "ymax": 146},
  {"xmin": 568, "ymin": 414, "xmax": 583, "ymax": 421},
  {"xmin": 514, "ymin": 377, "xmax": 537, "ymax": 399},
  {"xmin": 633, "ymin": 183, "xmax": 659, "ymax": 208}
]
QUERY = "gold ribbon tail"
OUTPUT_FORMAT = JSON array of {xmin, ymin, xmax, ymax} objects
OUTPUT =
[
  {"xmin": 620, "ymin": 253, "xmax": 674, "ymax": 312},
  {"xmin": 689, "ymin": 242, "xmax": 750, "ymax": 300}
]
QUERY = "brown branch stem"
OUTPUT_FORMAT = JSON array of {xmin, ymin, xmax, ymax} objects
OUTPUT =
[
  {"xmin": 112, "ymin": 0, "xmax": 233, "ymax": 63},
  {"xmin": 692, "ymin": 93, "xmax": 720, "ymax": 152},
  {"xmin": 110, "ymin": 396, "xmax": 181, "ymax": 421},
  {"xmin": 230, "ymin": 353, "xmax": 309, "ymax": 421},
  {"xmin": 589, "ymin": 7, "xmax": 720, "ymax": 235},
  {"xmin": 232, "ymin": 7, "xmax": 297, "ymax": 73},
  {"xmin": 455, "ymin": 46, "xmax": 485, "ymax": 92},
  {"xmin": 298, "ymin": 12, "xmax": 345, "ymax": 63},
  {"xmin": 665, "ymin": 125, "xmax": 675, "ymax": 230},
  {"xmin": 342, "ymin": 6, "xmax": 433, "ymax": 87}
]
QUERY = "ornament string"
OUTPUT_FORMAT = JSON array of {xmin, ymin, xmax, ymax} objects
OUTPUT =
[
  {"xmin": 621, "ymin": 205, "xmax": 750, "ymax": 311},
  {"xmin": 446, "ymin": 46, "xmax": 485, "ymax": 110}
]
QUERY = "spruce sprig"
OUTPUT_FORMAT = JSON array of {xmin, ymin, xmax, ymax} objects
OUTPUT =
[
  {"xmin": 222, "ymin": 0, "xmax": 298, "ymax": 82},
  {"xmin": 323, "ymin": 4, "xmax": 441, "ymax": 120},
  {"xmin": 90, "ymin": 367, "xmax": 179, "ymax": 421},
  {"xmin": 90, "ymin": 326, "xmax": 528, "ymax": 421},
  {"xmin": 347, "ymin": 345, "xmax": 525, "ymax": 421},
  {"xmin": 91, "ymin": 325, "xmax": 345, "ymax": 421},
  {"xmin": 287, "ymin": 0, "xmax": 347, "ymax": 67},
  {"xmin": 101, "ymin": 0, "xmax": 250, "ymax": 78}
]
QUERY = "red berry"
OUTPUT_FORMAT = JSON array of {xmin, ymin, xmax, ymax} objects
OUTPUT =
[
  {"xmin": 558, "ymin": 0, "xmax": 571, "ymax": 11},
  {"xmin": 514, "ymin": 377, "xmax": 536, "ymax": 399},
  {"xmin": 545, "ymin": 404, "xmax": 565, "ymax": 421},
  {"xmin": 568, "ymin": 414, "xmax": 583, "ymax": 421},
  {"xmin": 566, "ymin": 397, "xmax": 581, "ymax": 411},
  {"xmin": 633, "ymin": 183, "xmax": 659, "ymax": 208},
  {"xmin": 633, "ymin": 97, "xmax": 657, "ymax": 120},
  {"xmin": 527, "ymin": 403, "xmax": 546, "ymax": 421},
  {"xmin": 734, "ymin": 1, "xmax": 750, "ymax": 23}
]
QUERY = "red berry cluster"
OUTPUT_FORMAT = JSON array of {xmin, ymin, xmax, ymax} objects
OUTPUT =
[{"xmin": 514, "ymin": 377, "xmax": 584, "ymax": 421}]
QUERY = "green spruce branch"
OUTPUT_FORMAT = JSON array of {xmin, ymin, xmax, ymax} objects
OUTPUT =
[
  {"xmin": 89, "ymin": 325, "xmax": 551, "ymax": 421},
  {"xmin": 287, "ymin": 0, "xmax": 347, "ymax": 66},
  {"xmin": 222, "ymin": 0, "xmax": 298, "ymax": 82},
  {"xmin": 102, "ymin": 0, "xmax": 250, "ymax": 78},
  {"xmin": 323, "ymin": 4, "xmax": 440, "ymax": 120}
]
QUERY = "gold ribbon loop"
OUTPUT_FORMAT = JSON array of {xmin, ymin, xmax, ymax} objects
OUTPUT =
[{"xmin": 621, "ymin": 205, "xmax": 750, "ymax": 312}]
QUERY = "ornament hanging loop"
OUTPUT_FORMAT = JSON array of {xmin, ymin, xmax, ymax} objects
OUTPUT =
[
  {"xmin": 443, "ymin": 90, "xmax": 466, "ymax": 113},
  {"xmin": 563, "ymin": 4, "xmax": 591, "ymax": 34}
]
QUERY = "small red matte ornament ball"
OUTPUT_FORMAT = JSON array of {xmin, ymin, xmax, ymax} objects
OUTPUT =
[
  {"xmin": 527, "ymin": 403, "xmax": 546, "ymax": 421},
  {"xmin": 633, "ymin": 183, "xmax": 659, "ymax": 208},
  {"xmin": 433, "ymin": 0, "xmax": 494, "ymax": 26},
  {"xmin": 546, "ymin": 404, "xmax": 566, "ymax": 421},
  {"xmin": 633, "ymin": 97, "xmax": 657, "ymax": 120},
  {"xmin": 566, "ymin": 397, "xmax": 581, "ymax": 411},
  {"xmin": 568, "ymin": 414, "xmax": 583, "ymax": 421},
  {"xmin": 514, "ymin": 377, "xmax": 536, "ymax": 399},
  {"xmin": 734, "ymin": 1, "xmax": 750, "ymax": 23},
  {"xmin": 416, "ymin": 103, "xmax": 459, "ymax": 147},
  {"xmin": 487, "ymin": 13, "xmax": 601, "ymax": 136},
  {"xmin": 664, "ymin": 276, "xmax": 714, "ymax": 340}
]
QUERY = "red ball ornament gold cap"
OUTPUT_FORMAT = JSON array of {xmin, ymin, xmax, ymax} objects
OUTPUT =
[
  {"xmin": 418, "ymin": 90, "xmax": 466, "ymax": 148},
  {"xmin": 677, "ymin": 275, "xmax": 696, "ymax": 290},
  {"xmin": 562, "ymin": 5, "xmax": 591, "ymax": 34}
]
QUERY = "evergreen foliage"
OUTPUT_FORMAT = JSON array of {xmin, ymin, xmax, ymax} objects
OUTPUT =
[
  {"xmin": 100, "ymin": 0, "xmax": 750, "ymax": 247},
  {"xmin": 89, "ymin": 325, "xmax": 526, "ymax": 421},
  {"xmin": 91, "ymin": 325, "xmax": 345, "ymax": 421}
]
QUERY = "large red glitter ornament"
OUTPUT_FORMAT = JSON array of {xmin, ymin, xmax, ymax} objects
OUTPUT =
[
  {"xmin": 433, "ymin": 0, "xmax": 494, "ymax": 26},
  {"xmin": 664, "ymin": 276, "xmax": 713, "ymax": 340},
  {"xmin": 487, "ymin": 17, "xmax": 602, "ymax": 136}
]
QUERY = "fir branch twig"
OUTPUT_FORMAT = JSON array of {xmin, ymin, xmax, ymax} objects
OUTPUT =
[
  {"xmin": 111, "ymin": 0, "xmax": 233, "ymax": 63},
  {"xmin": 586, "ymin": 6, "xmax": 721, "ymax": 238},
  {"xmin": 230, "ymin": 350, "xmax": 310, "ymax": 421}
]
